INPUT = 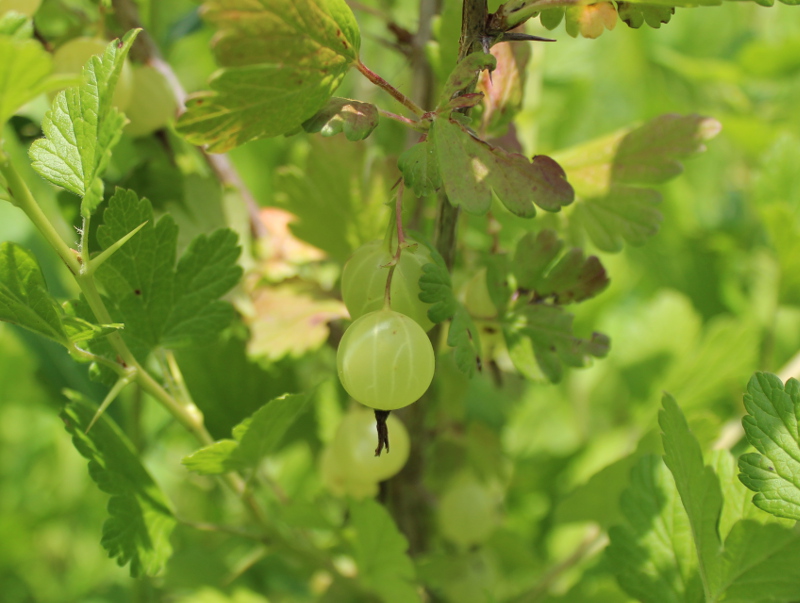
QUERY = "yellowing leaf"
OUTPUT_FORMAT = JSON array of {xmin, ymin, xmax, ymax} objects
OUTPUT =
[
  {"xmin": 246, "ymin": 282, "xmax": 348, "ymax": 361},
  {"xmin": 566, "ymin": 2, "xmax": 617, "ymax": 39}
]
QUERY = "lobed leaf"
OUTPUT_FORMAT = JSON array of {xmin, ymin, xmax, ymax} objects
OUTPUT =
[
  {"xmin": 62, "ymin": 392, "xmax": 176, "ymax": 577},
  {"xmin": 301, "ymin": 97, "xmax": 378, "ymax": 141},
  {"xmin": 513, "ymin": 229, "xmax": 609, "ymax": 304},
  {"xmin": 29, "ymin": 30, "xmax": 138, "ymax": 216},
  {"xmin": 398, "ymin": 139, "xmax": 442, "ymax": 198},
  {"xmin": 0, "ymin": 242, "xmax": 69, "ymax": 346},
  {"xmin": 176, "ymin": 0, "xmax": 360, "ymax": 152},
  {"xmin": 349, "ymin": 499, "xmax": 421, "ymax": 603},
  {"xmin": 617, "ymin": 2, "xmax": 675, "ymax": 28},
  {"xmin": 92, "ymin": 189, "xmax": 242, "ymax": 361},
  {"xmin": 418, "ymin": 251, "xmax": 481, "ymax": 376},
  {"xmin": 554, "ymin": 114, "xmax": 721, "ymax": 252},
  {"xmin": 738, "ymin": 372, "xmax": 800, "ymax": 521},
  {"xmin": 503, "ymin": 304, "xmax": 609, "ymax": 383},
  {"xmin": 182, "ymin": 393, "xmax": 310, "ymax": 475},
  {"xmin": 432, "ymin": 117, "xmax": 574, "ymax": 217}
]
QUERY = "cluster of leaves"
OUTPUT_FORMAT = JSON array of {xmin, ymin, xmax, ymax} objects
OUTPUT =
[{"xmin": 607, "ymin": 379, "xmax": 800, "ymax": 603}]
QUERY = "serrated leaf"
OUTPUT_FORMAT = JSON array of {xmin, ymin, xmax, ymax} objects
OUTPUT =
[
  {"xmin": 513, "ymin": 229, "xmax": 609, "ymax": 304},
  {"xmin": 29, "ymin": 30, "xmax": 138, "ymax": 216},
  {"xmin": 349, "ymin": 499, "xmax": 421, "ymax": 603},
  {"xmin": 398, "ymin": 139, "xmax": 441, "ymax": 198},
  {"xmin": 301, "ymin": 97, "xmax": 378, "ymax": 141},
  {"xmin": 738, "ymin": 373, "xmax": 800, "ymax": 521},
  {"xmin": 657, "ymin": 393, "xmax": 800, "ymax": 602},
  {"xmin": 92, "ymin": 189, "xmax": 241, "ymax": 360},
  {"xmin": 503, "ymin": 304, "xmax": 609, "ymax": 383},
  {"xmin": 437, "ymin": 51, "xmax": 496, "ymax": 109},
  {"xmin": 182, "ymin": 393, "xmax": 310, "ymax": 474},
  {"xmin": 0, "ymin": 241, "xmax": 69, "ymax": 346},
  {"xmin": 432, "ymin": 116, "xmax": 574, "ymax": 217},
  {"xmin": 62, "ymin": 391, "xmax": 175, "ymax": 577},
  {"xmin": 418, "ymin": 252, "xmax": 481, "ymax": 375},
  {"xmin": 554, "ymin": 114, "xmax": 720, "ymax": 252},
  {"xmin": 0, "ymin": 35, "xmax": 70, "ymax": 127},
  {"xmin": 606, "ymin": 455, "xmax": 704, "ymax": 603},
  {"xmin": 176, "ymin": 0, "xmax": 360, "ymax": 153}
]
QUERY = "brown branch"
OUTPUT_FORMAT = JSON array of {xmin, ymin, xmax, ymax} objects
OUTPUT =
[{"xmin": 110, "ymin": 0, "xmax": 266, "ymax": 239}]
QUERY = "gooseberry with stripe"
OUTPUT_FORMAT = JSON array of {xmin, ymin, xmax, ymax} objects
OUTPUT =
[
  {"xmin": 342, "ymin": 239, "xmax": 434, "ymax": 331},
  {"xmin": 337, "ymin": 309, "xmax": 435, "ymax": 411}
]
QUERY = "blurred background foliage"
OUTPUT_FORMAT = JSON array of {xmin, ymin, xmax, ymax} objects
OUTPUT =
[{"xmin": 1, "ymin": 0, "xmax": 800, "ymax": 601}]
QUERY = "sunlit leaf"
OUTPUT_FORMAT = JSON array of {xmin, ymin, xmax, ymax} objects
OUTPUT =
[
  {"xmin": 302, "ymin": 97, "xmax": 378, "ymax": 141},
  {"xmin": 29, "ymin": 31, "xmax": 138, "ymax": 216},
  {"xmin": 176, "ymin": 0, "xmax": 361, "ymax": 152}
]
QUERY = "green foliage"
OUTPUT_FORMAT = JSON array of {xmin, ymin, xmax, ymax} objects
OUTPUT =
[
  {"xmin": 0, "ymin": 241, "xmax": 69, "ymax": 346},
  {"xmin": 93, "ymin": 188, "xmax": 242, "ymax": 357},
  {"xmin": 301, "ymin": 97, "xmax": 379, "ymax": 141},
  {"xmin": 609, "ymin": 394, "xmax": 800, "ymax": 602},
  {"xmin": 554, "ymin": 114, "xmax": 722, "ymax": 251},
  {"xmin": 0, "ymin": 33, "xmax": 70, "ymax": 128},
  {"xmin": 432, "ymin": 116, "xmax": 574, "ymax": 217},
  {"xmin": 61, "ymin": 391, "xmax": 176, "ymax": 578},
  {"xmin": 418, "ymin": 248, "xmax": 482, "ymax": 376},
  {"xmin": 398, "ymin": 139, "xmax": 442, "ymax": 198},
  {"xmin": 176, "ymin": 0, "xmax": 361, "ymax": 152},
  {"xmin": 183, "ymin": 393, "xmax": 310, "ymax": 474},
  {"xmin": 349, "ymin": 499, "xmax": 421, "ymax": 603},
  {"xmin": 29, "ymin": 31, "xmax": 138, "ymax": 216},
  {"xmin": 738, "ymin": 373, "xmax": 800, "ymax": 521}
]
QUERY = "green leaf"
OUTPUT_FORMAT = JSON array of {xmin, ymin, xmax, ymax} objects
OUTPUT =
[
  {"xmin": 176, "ymin": 0, "xmax": 360, "ymax": 153},
  {"xmin": 0, "ymin": 35, "xmax": 72, "ymax": 128},
  {"xmin": 554, "ymin": 114, "xmax": 721, "ymax": 251},
  {"xmin": 93, "ymin": 189, "xmax": 242, "ymax": 359},
  {"xmin": 432, "ymin": 117, "xmax": 574, "ymax": 217},
  {"xmin": 659, "ymin": 393, "xmax": 723, "ymax": 594},
  {"xmin": 182, "ymin": 393, "xmax": 310, "ymax": 475},
  {"xmin": 398, "ymin": 139, "xmax": 441, "ymax": 198},
  {"xmin": 436, "ymin": 51, "xmax": 496, "ymax": 110},
  {"xmin": 275, "ymin": 137, "xmax": 387, "ymax": 263},
  {"xmin": 617, "ymin": 2, "xmax": 675, "ymax": 28},
  {"xmin": 349, "ymin": 499, "xmax": 421, "ymax": 603},
  {"xmin": 657, "ymin": 394, "xmax": 800, "ymax": 602},
  {"xmin": 62, "ymin": 391, "xmax": 176, "ymax": 577},
  {"xmin": 513, "ymin": 230, "xmax": 609, "ymax": 304},
  {"xmin": 29, "ymin": 30, "xmax": 138, "ymax": 217},
  {"xmin": 738, "ymin": 372, "xmax": 800, "ymax": 521},
  {"xmin": 0, "ymin": 12, "xmax": 33, "ymax": 38},
  {"xmin": 503, "ymin": 304, "xmax": 609, "ymax": 383},
  {"xmin": 419, "ymin": 251, "xmax": 481, "ymax": 376},
  {"xmin": 606, "ymin": 455, "xmax": 704, "ymax": 603},
  {"xmin": 0, "ymin": 242, "xmax": 69, "ymax": 346},
  {"xmin": 301, "ymin": 97, "xmax": 378, "ymax": 141}
]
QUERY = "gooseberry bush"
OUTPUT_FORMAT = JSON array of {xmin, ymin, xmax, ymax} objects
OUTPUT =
[{"xmin": 1, "ymin": 0, "xmax": 800, "ymax": 602}]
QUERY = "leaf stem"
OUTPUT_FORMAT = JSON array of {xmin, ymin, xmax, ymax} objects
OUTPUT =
[
  {"xmin": 0, "ymin": 157, "xmax": 81, "ymax": 275},
  {"xmin": 355, "ymin": 60, "xmax": 426, "ymax": 117},
  {"xmin": 378, "ymin": 108, "xmax": 425, "ymax": 131}
]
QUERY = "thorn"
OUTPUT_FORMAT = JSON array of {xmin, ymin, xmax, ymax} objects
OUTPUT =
[{"xmin": 500, "ymin": 33, "xmax": 556, "ymax": 43}]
